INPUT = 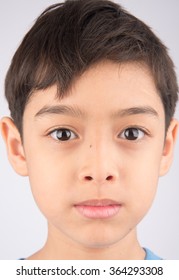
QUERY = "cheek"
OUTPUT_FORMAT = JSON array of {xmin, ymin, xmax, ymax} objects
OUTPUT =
[
  {"xmin": 24, "ymin": 146, "xmax": 76, "ymax": 218},
  {"xmin": 125, "ymin": 143, "xmax": 164, "ymax": 212}
]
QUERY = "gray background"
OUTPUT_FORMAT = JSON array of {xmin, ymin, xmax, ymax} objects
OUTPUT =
[{"xmin": 0, "ymin": 0, "xmax": 178, "ymax": 260}]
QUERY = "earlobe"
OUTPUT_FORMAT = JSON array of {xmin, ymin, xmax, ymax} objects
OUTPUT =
[
  {"xmin": 159, "ymin": 118, "xmax": 179, "ymax": 176},
  {"xmin": 0, "ymin": 117, "xmax": 28, "ymax": 176}
]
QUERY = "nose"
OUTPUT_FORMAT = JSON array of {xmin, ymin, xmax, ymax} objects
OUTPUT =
[
  {"xmin": 78, "ymin": 163, "xmax": 118, "ymax": 186},
  {"xmin": 78, "ymin": 143, "xmax": 119, "ymax": 185}
]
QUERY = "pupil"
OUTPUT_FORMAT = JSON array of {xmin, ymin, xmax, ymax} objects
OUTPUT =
[
  {"xmin": 57, "ymin": 129, "xmax": 71, "ymax": 141},
  {"xmin": 125, "ymin": 128, "xmax": 139, "ymax": 140}
]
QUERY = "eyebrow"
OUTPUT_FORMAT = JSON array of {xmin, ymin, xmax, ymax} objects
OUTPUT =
[
  {"xmin": 34, "ymin": 105, "xmax": 159, "ymax": 119},
  {"xmin": 112, "ymin": 106, "xmax": 159, "ymax": 119},
  {"xmin": 35, "ymin": 105, "xmax": 86, "ymax": 119}
]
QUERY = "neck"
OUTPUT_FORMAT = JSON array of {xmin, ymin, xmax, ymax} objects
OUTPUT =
[{"xmin": 28, "ymin": 225, "xmax": 145, "ymax": 260}]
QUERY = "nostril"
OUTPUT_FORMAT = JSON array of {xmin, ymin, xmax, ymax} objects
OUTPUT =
[
  {"xmin": 85, "ymin": 176, "xmax": 93, "ymax": 181},
  {"xmin": 106, "ymin": 175, "xmax": 113, "ymax": 181}
]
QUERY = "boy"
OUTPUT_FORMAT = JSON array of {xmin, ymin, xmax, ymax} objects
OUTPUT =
[{"xmin": 0, "ymin": 0, "xmax": 178, "ymax": 259}]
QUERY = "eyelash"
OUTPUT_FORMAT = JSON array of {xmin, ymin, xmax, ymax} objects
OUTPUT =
[{"xmin": 48, "ymin": 126, "xmax": 148, "ymax": 142}]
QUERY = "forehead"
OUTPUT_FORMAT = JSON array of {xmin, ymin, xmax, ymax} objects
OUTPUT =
[{"xmin": 25, "ymin": 61, "xmax": 165, "ymax": 120}]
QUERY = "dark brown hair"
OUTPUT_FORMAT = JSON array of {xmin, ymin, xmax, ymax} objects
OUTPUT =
[{"xmin": 5, "ymin": 0, "xmax": 178, "ymax": 134}]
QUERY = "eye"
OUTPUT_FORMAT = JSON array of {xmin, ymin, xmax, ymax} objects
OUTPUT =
[
  {"xmin": 50, "ymin": 128, "xmax": 77, "ymax": 141},
  {"xmin": 119, "ymin": 127, "xmax": 145, "ymax": 141}
]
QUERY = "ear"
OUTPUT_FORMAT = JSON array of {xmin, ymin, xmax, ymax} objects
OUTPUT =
[
  {"xmin": 159, "ymin": 118, "xmax": 179, "ymax": 176},
  {"xmin": 0, "ymin": 117, "xmax": 28, "ymax": 176}
]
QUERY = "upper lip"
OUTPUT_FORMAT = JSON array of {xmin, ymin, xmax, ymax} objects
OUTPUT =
[{"xmin": 74, "ymin": 199, "xmax": 121, "ymax": 206}]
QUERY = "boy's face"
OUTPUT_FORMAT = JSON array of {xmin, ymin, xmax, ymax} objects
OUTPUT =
[{"xmin": 3, "ymin": 61, "xmax": 177, "ymax": 249}]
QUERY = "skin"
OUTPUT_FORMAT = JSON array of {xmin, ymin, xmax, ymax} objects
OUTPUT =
[{"xmin": 1, "ymin": 61, "xmax": 178, "ymax": 259}]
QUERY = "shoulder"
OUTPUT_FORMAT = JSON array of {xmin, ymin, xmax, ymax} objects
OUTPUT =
[{"xmin": 144, "ymin": 248, "xmax": 162, "ymax": 260}]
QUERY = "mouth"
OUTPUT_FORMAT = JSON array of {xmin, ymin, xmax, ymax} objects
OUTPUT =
[{"xmin": 74, "ymin": 199, "xmax": 122, "ymax": 219}]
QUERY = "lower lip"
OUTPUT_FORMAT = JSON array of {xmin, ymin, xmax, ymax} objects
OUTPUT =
[{"xmin": 74, "ymin": 205, "xmax": 121, "ymax": 219}]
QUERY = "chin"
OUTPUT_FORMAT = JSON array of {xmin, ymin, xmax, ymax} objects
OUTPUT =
[{"xmin": 74, "ymin": 229, "xmax": 123, "ymax": 249}]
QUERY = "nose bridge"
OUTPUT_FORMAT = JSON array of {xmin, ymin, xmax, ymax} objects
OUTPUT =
[
  {"xmin": 92, "ymin": 131, "xmax": 110, "ymax": 168},
  {"xmin": 78, "ymin": 129, "xmax": 119, "ymax": 184}
]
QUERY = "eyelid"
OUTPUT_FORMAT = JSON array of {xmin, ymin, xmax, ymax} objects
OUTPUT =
[
  {"xmin": 47, "ymin": 125, "xmax": 78, "ymax": 135},
  {"xmin": 120, "ymin": 125, "xmax": 149, "ymax": 134}
]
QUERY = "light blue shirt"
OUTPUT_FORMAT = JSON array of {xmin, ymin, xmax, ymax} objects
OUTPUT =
[{"xmin": 144, "ymin": 248, "xmax": 162, "ymax": 260}]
